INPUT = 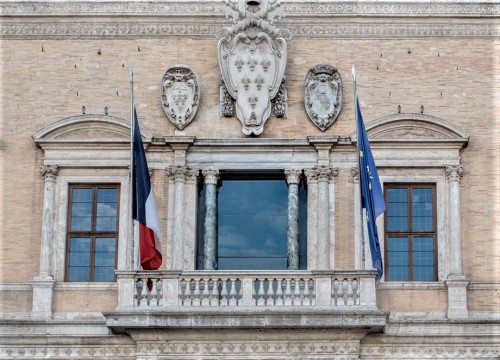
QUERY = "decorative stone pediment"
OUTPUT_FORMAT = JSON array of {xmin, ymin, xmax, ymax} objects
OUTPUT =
[
  {"xmin": 349, "ymin": 113, "xmax": 469, "ymax": 147},
  {"xmin": 217, "ymin": 0, "xmax": 291, "ymax": 136},
  {"xmin": 161, "ymin": 65, "xmax": 200, "ymax": 130},
  {"xmin": 32, "ymin": 114, "xmax": 152, "ymax": 146},
  {"xmin": 305, "ymin": 64, "xmax": 343, "ymax": 131}
]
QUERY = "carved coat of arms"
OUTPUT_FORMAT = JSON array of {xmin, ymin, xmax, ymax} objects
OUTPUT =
[
  {"xmin": 217, "ymin": 0, "xmax": 291, "ymax": 136},
  {"xmin": 305, "ymin": 64, "xmax": 343, "ymax": 131},
  {"xmin": 161, "ymin": 65, "xmax": 200, "ymax": 130}
]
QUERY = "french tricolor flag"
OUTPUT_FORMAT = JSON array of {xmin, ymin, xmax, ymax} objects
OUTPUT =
[{"xmin": 132, "ymin": 107, "xmax": 162, "ymax": 270}]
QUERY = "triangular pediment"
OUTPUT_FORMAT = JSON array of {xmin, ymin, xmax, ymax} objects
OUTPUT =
[
  {"xmin": 349, "ymin": 113, "xmax": 469, "ymax": 147},
  {"xmin": 32, "ymin": 114, "xmax": 153, "ymax": 145}
]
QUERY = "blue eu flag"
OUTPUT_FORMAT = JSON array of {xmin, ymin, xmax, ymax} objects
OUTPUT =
[{"xmin": 356, "ymin": 95, "xmax": 386, "ymax": 279}]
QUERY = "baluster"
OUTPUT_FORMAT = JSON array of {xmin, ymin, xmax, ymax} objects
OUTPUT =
[
  {"xmin": 352, "ymin": 279, "xmax": 359, "ymax": 305},
  {"xmin": 192, "ymin": 278, "xmax": 201, "ymax": 306},
  {"xmin": 336, "ymin": 279, "xmax": 344, "ymax": 306},
  {"xmin": 220, "ymin": 279, "xmax": 228, "ymax": 306},
  {"xmin": 342, "ymin": 279, "xmax": 349, "ymax": 306},
  {"xmin": 257, "ymin": 279, "xmax": 266, "ymax": 306},
  {"xmin": 284, "ymin": 278, "xmax": 292, "ymax": 306},
  {"xmin": 139, "ymin": 279, "xmax": 149, "ymax": 307},
  {"xmin": 303, "ymin": 279, "xmax": 311, "ymax": 306},
  {"xmin": 347, "ymin": 278, "xmax": 354, "ymax": 306},
  {"xmin": 229, "ymin": 278, "xmax": 238, "ymax": 306},
  {"xmin": 275, "ymin": 278, "xmax": 284, "ymax": 306},
  {"xmin": 201, "ymin": 279, "xmax": 210, "ymax": 306},
  {"xmin": 268, "ymin": 278, "xmax": 277, "ymax": 306},
  {"xmin": 135, "ymin": 279, "xmax": 141, "ymax": 307},
  {"xmin": 210, "ymin": 279, "xmax": 220, "ymax": 307},
  {"xmin": 149, "ymin": 279, "xmax": 158, "ymax": 307},
  {"xmin": 292, "ymin": 279, "xmax": 301, "ymax": 306},
  {"xmin": 183, "ymin": 279, "xmax": 193, "ymax": 307}
]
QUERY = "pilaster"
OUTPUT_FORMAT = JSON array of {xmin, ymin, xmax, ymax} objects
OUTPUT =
[
  {"xmin": 32, "ymin": 165, "xmax": 58, "ymax": 318},
  {"xmin": 445, "ymin": 165, "xmax": 468, "ymax": 319}
]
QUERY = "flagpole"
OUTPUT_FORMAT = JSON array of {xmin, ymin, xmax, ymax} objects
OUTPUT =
[
  {"xmin": 129, "ymin": 67, "xmax": 137, "ymax": 270},
  {"xmin": 352, "ymin": 66, "xmax": 366, "ymax": 270}
]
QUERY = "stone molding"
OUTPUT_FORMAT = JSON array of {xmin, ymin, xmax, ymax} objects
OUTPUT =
[
  {"xmin": 0, "ymin": 345, "xmax": 135, "ymax": 359},
  {"xmin": 135, "ymin": 340, "xmax": 360, "ymax": 357},
  {"xmin": 361, "ymin": 344, "xmax": 500, "ymax": 358},
  {"xmin": 1, "ymin": 22, "xmax": 498, "ymax": 39},
  {"xmin": 284, "ymin": 169, "xmax": 302, "ymax": 184},
  {"xmin": 0, "ymin": 1, "xmax": 498, "ymax": 18}
]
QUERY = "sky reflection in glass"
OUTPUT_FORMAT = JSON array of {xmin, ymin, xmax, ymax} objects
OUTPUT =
[{"xmin": 218, "ymin": 180, "xmax": 288, "ymax": 270}]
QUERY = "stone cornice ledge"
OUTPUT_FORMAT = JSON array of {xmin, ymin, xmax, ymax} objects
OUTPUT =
[
  {"xmin": 0, "ymin": 1, "xmax": 498, "ymax": 18},
  {"xmin": 104, "ymin": 307, "xmax": 387, "ymax": 333}
]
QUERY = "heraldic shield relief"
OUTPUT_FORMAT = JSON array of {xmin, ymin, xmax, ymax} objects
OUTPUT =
[
  {"xmin": 161, "ymin": 65, "xmax": 200, "ymax": 130},
  {"xmin": 305, "ymin": 64, "xmax": 343, "ymax": 131},
  {"xmin": 217, "ymin": 0, "xmax": 291, "ymax": 136}
]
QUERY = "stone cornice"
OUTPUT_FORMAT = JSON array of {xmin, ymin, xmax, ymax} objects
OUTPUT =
[{"xmin": 0, "ymin": 1, "xmax": 498, "ymax": 18}]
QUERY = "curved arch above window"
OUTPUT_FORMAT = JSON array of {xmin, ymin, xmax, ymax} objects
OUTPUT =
[
  {"xmin": 349, "ymin": 113, "xmax": 469, "ymax": 147},
  {"xmin": 32, "ymin": 113, "xmax": 153, "ymax": 147}
]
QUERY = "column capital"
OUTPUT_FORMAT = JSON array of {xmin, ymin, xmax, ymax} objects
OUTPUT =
[
  {"xmin": 202, "ymin": 168, "xmax": 220, "ymax": 185},
  {"xmin": 351, "ymin": 166, "xmax": 359, "ymax": 182},
  {"xmin": 446, "ymin": 165, "xmax": 464, "ymax": 182},
  {"xmin": 304, "ymin": 168, "xmax": 319, "ymax": 184},
  {"xmin": 185, "ymin": 168, "xmax": 199, "ymax": 184},
  {"xmin": 284, "ymin": 169, "xmax": 302, "ymax": 185},
  {"xmin": 40, "ymin": 165, "xmax": 58, "ymax": 181},
  {"xmin": 167, "ymin": 165, "xmax": 193, "ymax": 182},
  {"xmin": 317, "ymin": 166, "xmax": 337, "ymax": 181}
]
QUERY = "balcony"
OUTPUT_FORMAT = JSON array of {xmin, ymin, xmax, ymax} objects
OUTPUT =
[{"xmin": 105, "ymin": 270, "xmax": 386, "ymax": 333}]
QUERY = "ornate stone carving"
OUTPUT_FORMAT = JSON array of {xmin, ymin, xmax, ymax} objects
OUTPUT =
[
  {"xmin": 39, "ymin": 165, "xmax": 59, "ymax": 181},
  {"xmin": 1, "ymin": 22, "xmax": 498, "ymax": 38},
  {"xmin": 161, "ymin": 65, "xmax": 200, "ymax": 130},
  {"xmin": 220, "ymin": 82, "xmax": 235, "ymax": 117},
  {"xmin": 446, "ymin": 165, "xmax": 464, "ymax": 182},
  {"xmin": 217, "ymin": 0, "xmax": 291, "ymax": 135},
  {"xmin": 305, "ymin": 64, "xmax": 342, "ymax": 131}
]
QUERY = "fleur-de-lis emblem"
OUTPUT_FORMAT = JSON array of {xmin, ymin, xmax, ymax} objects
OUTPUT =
[
  {"xmin": 254, "ymin": 74, "xmax": 265, "ymax": 90},
  {"xmin": 248, "ymin": 96, "xmax": 258, "ymax": 108},
  {"xmin": 247, "ymin": 56, "xmax": 258, "ymax": 71},
  {"xmin": 242, "ymin": 77, "xmax": 252, "ymax": 90},
  {"xmin": 261, "ymin": 57, "xmax": 271, "ymax": 72},
  {"xmin": 234, "ymin": 57, "xmax": 245, "ymax": 71}
]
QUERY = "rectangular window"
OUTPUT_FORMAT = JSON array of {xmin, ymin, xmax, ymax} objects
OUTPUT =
[
  {"xmin": 197, "ymin": 172, "xmax": 307, "ymax": 270},
  {"xmin": 66, "ymin": 185, "xmax": 119, "ymax": 282},
  {"xmin": 384, "ymin": 184, "xmax": 436, "ymax": 281}
]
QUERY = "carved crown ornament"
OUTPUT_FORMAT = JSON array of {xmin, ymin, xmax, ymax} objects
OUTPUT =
[
  {"xmin": 217, "ymin": 0, "xmax": 292, "ymax": 136},
  {"xmin": 305, "ymin": 64, "xmax": 343, "ymax": 131},
  {"xmin": 161, "ymin": 64, "xmax": 200, "ymax": 130}
]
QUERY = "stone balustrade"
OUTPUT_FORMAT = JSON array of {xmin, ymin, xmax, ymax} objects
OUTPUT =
[{"xmin": 116, "ymin": 270, "xmax": 378, "ymax": 310}]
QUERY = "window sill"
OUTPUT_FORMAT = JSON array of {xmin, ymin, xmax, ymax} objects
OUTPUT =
[
  {"xmin": 378, "ymin": 281, "xmax": 446, "ymax": 290},
  {"xmin": 55, "ymin": 282, "xmax": 118, "ymax": 291}
]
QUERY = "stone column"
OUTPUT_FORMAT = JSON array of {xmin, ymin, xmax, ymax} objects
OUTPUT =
[
  {"xmin": 304, "ymin": 169, "xmax": 318, "ymax": 270},
  {"xmin": 445, "ymin": 165, "xmax": 469, "ymax": 319},
  {"xmin": 317, "ymin": 167, "xmax": 333, "ymax": 270},
  {"xmin": 31, "ymin": 165, "xmax": 58, "ymax": 318},
  {"xmin": 202, "ymin": 168, "xmax": 220, "ymax": 270},
  {"xmin": 285, "ymin": 169, "xmax": 301, "ymax": 270},
  {"xmin": 168, "ymin": 166, "xmax": 188, "ymax": 270},
  {"xmin": 183, "ymin": 169, "xmax": 199, "ymax": 270}
]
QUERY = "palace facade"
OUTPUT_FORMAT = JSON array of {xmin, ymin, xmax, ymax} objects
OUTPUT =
[{"xmin": 0, "ymin": 1, "xmax": 499, "ymax": 359}]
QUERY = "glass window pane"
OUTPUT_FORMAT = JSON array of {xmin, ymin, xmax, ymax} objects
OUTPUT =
[
  {"xmin": 387, "ymin": 266, "xmax": 409, "ymax": 281},
  {"xmin": 217, "ymin": 179, "xmax": 288, "ymax": 270},
  {"xmin": 93, "ymin": 267, "xmax": 115, "ymax": 282},
  {"xmin": 387, "ymin": 188, "xmax": 408, "ymax": 231},
  {"xmin": 70, "ymin": 189, "xmax": 92, "ymax": 231},
  {"xmin": 387, "ymin": 237, "xmax": 409, "ymax": 252},
  {"xmin": 68, "ymin": 237, "xmax": 91, "ymax": 281},
  {"xmin": 68, "ymin": 267, "xmax": 90, "ymax": 281},
  {"xmin": 412, "ymin": 188, "xmax": 433, "ymax": 231},
  {"xmin": 413, "ymin": 266, "xmax": 434, "ymax": 281},
  {"xmin": 96, "ymin": 188, "xmax": 118, "ymax": 231}
]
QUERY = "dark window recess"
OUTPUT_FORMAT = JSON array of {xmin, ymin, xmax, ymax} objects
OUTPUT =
[{"xmin": 197, "ymin": 172, "xmax": 307, "ymax": 270}]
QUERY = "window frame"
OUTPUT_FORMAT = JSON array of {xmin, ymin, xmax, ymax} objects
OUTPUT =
[
  {"xmin": 384, "ymin": 183, "xmax": 437, "ymax": 281},
  {"xmin": 65, "ymin": 184, "xmax": 120, "ymax": 282}
]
